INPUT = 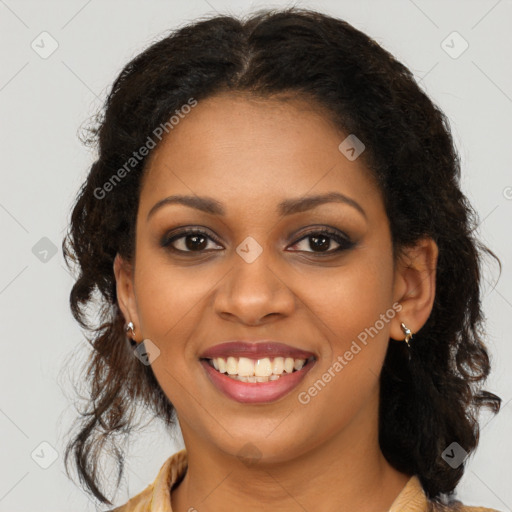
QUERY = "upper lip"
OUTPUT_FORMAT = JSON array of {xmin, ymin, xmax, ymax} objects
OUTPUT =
[{"xmin": 199, "ymin": 341, "xmax": 316, "ymax": 360}]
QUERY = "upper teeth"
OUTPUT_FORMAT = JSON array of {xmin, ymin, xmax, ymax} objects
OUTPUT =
[{"xmin": 210, "ymin": 356, "xmax": 307, "ymax": 376}]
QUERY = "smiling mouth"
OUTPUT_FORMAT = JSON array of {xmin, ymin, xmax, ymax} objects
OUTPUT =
[{"xmin": 199, "ymin": 355, "xmax": 316, "ymax": 383}]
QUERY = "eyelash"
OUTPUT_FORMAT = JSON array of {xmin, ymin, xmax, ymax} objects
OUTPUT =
[{"xmin": 160, "ymin": 227, "xmax": 355, "ymax": 256}]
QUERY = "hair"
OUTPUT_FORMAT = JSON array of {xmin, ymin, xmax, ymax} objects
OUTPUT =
[{"xmin": 61, "ymin": 6, "xmax": 502, "ymax": 507}]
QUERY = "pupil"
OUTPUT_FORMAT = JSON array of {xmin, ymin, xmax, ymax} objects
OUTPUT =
[
  {"xmin": 186, "ymin": 234, "xmax": 207, "ymax": 251},
  {"xmin": 311, "ymin": 235, "xmax": 329, "ymax": 252}
]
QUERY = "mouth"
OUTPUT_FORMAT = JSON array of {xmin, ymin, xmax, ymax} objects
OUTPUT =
[
  {"xmin": 199, "ymin": 355, "xmax": 317, "ymax": 403},
  {"xmin": 199, "ymin": 355, "xmax": 316, "ymax": 382}
]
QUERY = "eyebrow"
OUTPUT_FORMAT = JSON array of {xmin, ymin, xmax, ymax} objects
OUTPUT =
[{"xmin": 146, "ymin": 191, "xmax": 367, "ymax": 221}]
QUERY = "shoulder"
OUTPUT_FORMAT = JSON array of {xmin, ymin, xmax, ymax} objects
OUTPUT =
[
  {"xmin": 104, "ymin": 448, "xmax": 188, "ymax": 512},
  {"xmin": 463, "ymin": 508, "xmax": 503, "ymax": 512},
  {"xmin": 390, "ymin": 475, "xmax": 502, "ymax": 512},
  {"xmin": 428, "ymin": 492, "xmax": 502, "ymax": 512},
  {"xmin": 106, "ymin": 483, "xmax": 153, "ymax": 512},
  {"xmin": 431, "ymin": 504, "xmax": 502, "ymax": 512}
]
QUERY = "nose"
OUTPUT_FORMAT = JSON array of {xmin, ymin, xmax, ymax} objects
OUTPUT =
[{"xmin": 213, "ymin": 244, "xmax": 296, "ymax": 325}]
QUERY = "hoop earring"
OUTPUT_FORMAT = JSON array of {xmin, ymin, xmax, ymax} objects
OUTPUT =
[
  {"xmin": 125, "ymin": 321, "xmax": 136, "ymax": 339},
  {"xmin": 400, "ymin": 322, "xmax": 413, "ymax": 348}
]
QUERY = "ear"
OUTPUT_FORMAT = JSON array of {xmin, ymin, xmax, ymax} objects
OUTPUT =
[
  {"xmin": 113, "ymin": 253, "xmax": 141, "ymax": 342},
  {"xmin": 390, "ymin": 237, "xmax": 439, "ymax": 341}
]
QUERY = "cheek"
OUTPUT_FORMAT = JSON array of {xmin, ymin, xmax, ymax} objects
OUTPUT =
[
  {"xmin": 132, "ymin": 259, "xmax": 208, "ymax": 410},
  {"xmin": 294, "ymin": 257, "xmax": 394, "ymax": 429},
  {"xmin": 132, "ymin": 244, "xmax": 216, "ymax": 366},
  {"xmin": 312, "ymin": 251, "xmax": 394, "ymax": 350}
]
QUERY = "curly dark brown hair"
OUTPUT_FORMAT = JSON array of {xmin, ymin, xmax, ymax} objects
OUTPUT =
[{"xmin": 61, "ymin": 7, "xmax": 502, "ymax": 508}]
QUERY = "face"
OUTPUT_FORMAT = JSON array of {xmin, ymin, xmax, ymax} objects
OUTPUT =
[{"xmin": 114, "ymin": 92, "xmax": 435, "ymax": 464}]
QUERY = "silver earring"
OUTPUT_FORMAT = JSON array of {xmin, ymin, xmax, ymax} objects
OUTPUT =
[
  {"xmin": 400, "ymin": 322, "xmax": 413, "ymax": 348},
  {"xmin": 125, "ymin": 321, "xmax": 135, "ymax": 338}
]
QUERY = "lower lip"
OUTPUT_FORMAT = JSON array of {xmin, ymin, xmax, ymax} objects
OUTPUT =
[{"xmin": 200, "ymin": 358, "xmax": 316, "ymax": 404}]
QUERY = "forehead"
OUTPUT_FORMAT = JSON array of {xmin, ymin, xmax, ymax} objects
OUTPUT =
[{"xmin": 140, "ymin": 92, "xmax": 383, "ymax": 219}]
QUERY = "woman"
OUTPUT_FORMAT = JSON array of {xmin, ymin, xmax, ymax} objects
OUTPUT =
[{"xmin": 62, "ymin": 7, "xmax": 503, "ymax": 512}]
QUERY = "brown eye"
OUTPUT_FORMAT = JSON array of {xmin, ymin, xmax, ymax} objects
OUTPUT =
[
  {"xmin": 161, "ymin": 227, "xmax": 355, "ymax": 256},
  {"xmin": 288, "ymin": 228, "xmax": 355, "ymax": 255},
  {"xmin": 161, "ymin": 229, "xmax": 223, "ymax": 253}
]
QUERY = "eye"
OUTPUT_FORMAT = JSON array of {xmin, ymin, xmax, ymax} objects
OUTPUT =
[
  {"xmin": 161, "ymin": 228, "xmax": 222, "ymax": 253},
  {"xmin": 161, "ymin": 226, "xmax": 355, "ymax": 256},
  {"xmin": 288, "ymin": 228, "xmax": 355, "ymax": 255}
]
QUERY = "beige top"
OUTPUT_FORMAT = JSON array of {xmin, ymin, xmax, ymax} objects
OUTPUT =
[{"xmin": 108, "ymin": 449, "xmax": 501, "ymax": 512}]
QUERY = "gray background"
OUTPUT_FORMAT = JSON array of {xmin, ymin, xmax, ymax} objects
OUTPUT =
[{"xmin": 0, "ymin": 0, "xmax": 511, "ymax": 510}]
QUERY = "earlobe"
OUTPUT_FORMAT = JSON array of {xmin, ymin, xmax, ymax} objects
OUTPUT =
[
  {"xmin": 113, "ymin": 253, "xmax": 140, "ymax": 342},
  {"xmin": 390, "ymin": 237, "xmax": 439, "ymax": 341}
]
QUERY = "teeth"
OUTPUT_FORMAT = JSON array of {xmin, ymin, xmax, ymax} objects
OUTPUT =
[
  {"xmin": 284, "ymin": 357, "xmax": 294, "ymax": 373},
  {"xmin": 293, "ymin": 358, "xmax": 304, "ymax": 371},
  {"xmin": 238, "ymin": 357, "xmax": 255, "ymax": 377},
  {"xmin": 272, "ymin": 357, "xmax": 284, "ymax": 374},
  {"xmin": 226, "ymin": 356, "xmax": 238, "ymax": 375},
  {"xmin": 230, "ymin": 374, "xmax": 282, "ymax": 383},
  {"xmin": 255, "ymin": 358, "xmax": 273, "ymax": 377},
  {"xmin": 207, "ymin": 356, "xmax": 308, "ymax": 377}
]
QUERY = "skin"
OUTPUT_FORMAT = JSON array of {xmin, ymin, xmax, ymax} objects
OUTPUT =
[{"xmin": 114, "ymin": 91, "xmax": 439, "ymax": 512}]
